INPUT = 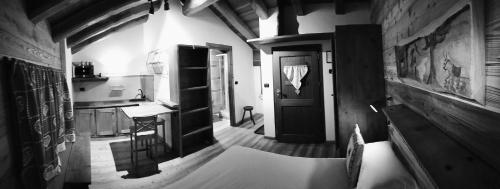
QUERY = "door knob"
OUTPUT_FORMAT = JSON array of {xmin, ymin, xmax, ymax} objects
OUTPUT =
[{"xmin": 275, "ymin": 89, "xmax": 281, "ymax": 97}]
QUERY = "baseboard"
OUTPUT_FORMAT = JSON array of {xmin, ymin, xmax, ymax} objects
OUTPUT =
[{"xmin": 263, "ymin": 136, "xmax": 275, "ymax": 140}]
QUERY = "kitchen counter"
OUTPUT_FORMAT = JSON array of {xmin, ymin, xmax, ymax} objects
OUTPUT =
[{"xmin": 74, "ymin": 99, "xmax": 153, "ymax": 109}]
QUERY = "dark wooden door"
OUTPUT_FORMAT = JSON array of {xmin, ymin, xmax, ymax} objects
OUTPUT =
[
  {"xmin": 334, "ymin": 25, "xmax": 387, "ymax": 157},
  {"xmin": 273, "ymin": 51, "xmax": 325, "ymax": 143}
]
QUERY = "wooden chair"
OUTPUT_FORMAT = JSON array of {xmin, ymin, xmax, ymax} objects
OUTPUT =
[{"xmin": 129, "ymin": 115, "xmax": 159, "ymax": 176}]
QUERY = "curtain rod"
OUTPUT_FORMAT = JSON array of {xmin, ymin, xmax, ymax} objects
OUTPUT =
[{"xmin": 0, "ymin": 53, "xmax": 61, "ymax": 69}]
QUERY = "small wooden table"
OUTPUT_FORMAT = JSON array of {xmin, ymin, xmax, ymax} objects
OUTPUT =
[{"xmin": 121, "ymin": 104, "xmax": 177, "ymax": 153}]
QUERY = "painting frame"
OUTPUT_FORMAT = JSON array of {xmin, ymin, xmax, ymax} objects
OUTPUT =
[{"xmin": 394, "ymin": 0, "xmax": 485, "ymax": 104}]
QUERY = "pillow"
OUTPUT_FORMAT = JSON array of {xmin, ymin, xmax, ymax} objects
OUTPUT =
[
  {"xmin": 356, "ymin": 141, "xmax": 418, "ymax": 189},
  {"xmin": 345, "ymin": 124, "xmax": 365, "ymax": 187}
]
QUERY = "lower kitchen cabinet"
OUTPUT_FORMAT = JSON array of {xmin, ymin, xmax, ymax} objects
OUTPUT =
[
  {"xmin": 75, "ymin": 106, "xmax": 139, "ymax": 136},
  {"xmin": 95, "ymin": 108, "xmax": 117, "ymax": 135},
  {"xmin": 74, "ymin": 109, "xmax": 96, "ymax": 135}
]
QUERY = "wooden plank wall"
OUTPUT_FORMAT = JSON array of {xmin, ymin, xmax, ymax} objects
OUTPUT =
[
  {"xmin": 0, "ymin": 69, "xmax": 17, "ymax": 189},
  {"xmin": 0, "ymin": 0, "xmax": 61, "ymax": 68},
  {"xmin": 485, "ymin": 0, "xmax": 500, "ymax": 109},
  {"xmin": 0, "ymin": 0, "xmax": 62, "ymax": 188},
  {"xmin": 372, "ymin": 0, "xmax": 500, "ymax": 171}
]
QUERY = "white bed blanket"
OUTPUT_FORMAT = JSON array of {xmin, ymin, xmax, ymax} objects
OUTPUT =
[{"xmin": 165, "ymin": 146, "xmax": 349, "ymax": 189}]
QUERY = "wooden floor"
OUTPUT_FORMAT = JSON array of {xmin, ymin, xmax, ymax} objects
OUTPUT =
[{"xmin": 90, "ymin": 114, "xmax": 336, "ymax": 189}]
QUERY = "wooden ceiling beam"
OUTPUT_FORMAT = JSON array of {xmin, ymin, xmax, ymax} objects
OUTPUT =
[
  {"xmin": 335, "ymin": 0, "xmax": 345, "ymax": 14},
  {"xmin": 67, "ymin": 1, "xmax": 161, "ymax": 48},
  {"xmin": 71, "ymin": 15, "xmax": 149, "ymax": 54},
  {"xmin": 51, "ymin": 0, "xmax": 143, "ymax": 42},
  {"xmin": 291, "ymin": 0, "xmax": 304, "ymax": 16},
  {"xmin": 211, "ymin": 1, "xmax": 257, "ymax": 40},
  {"xmin": 209, "ymin": 6, "xmax": 257, "ymax": 50},
  {"xmin": 182, "ymin": 0, "xmax": 221, "ymax": 16},
  {"xmin": 246, "ymin": 0, "xmax": 269, "ymax": 19},
  {"xmin": 28, "ymin": 0, "xmax": 79, "ymax": 24}
]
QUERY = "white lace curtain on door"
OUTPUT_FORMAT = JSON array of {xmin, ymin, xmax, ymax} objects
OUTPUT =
[{"xmin": 283, "ymin": 65, "xmax": 308, "ymax": 95}]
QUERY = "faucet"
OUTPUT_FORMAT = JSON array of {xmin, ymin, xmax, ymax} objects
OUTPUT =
[{"xmin": 135, "ymin": 89, "xmax": 145, "ymax": 99}]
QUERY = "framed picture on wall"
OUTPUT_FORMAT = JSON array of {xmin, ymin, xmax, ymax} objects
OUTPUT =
[
  {"xmin": 326, "ymin": 51, "xmax": 333, "ymax": 63},
  {"xmin": 394, "ymin": 0, "xmax": 485, "ymax": 104}
]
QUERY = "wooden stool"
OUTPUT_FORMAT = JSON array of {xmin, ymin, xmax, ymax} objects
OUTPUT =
[
  {"xmin": 240, "ymin": 106, "xmax": 255, "ymax": 125},
  {"xmin": 156, "ymin": 118, "xmax": 167, "ymax": 154}
]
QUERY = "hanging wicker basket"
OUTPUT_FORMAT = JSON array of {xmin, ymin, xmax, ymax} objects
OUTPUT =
[
  {"xmin": 148, "ymin": 61, "xmax": 164, "ymax": 74},
  {"xmin": 146, "ymin": 49, "xmax": 166, "ymax": 74}
]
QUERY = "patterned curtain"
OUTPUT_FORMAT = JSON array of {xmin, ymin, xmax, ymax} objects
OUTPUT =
[{"xmin": 2, "ymin": 57, "xmax": 75, "ymax": 189}]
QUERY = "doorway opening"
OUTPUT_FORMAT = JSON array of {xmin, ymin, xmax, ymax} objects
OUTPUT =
[{"xmin": 207, "ymin": 43, "xmax": 236, "ymax": 132}]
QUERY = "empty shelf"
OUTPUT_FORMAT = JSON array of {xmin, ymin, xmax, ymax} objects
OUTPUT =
[
  {"xmin": 181, "ymin": 86, "xmax": 208, "ymax": 92},
  {"xmin": 183, "ymin": 125, "xmax": 212, "ymax": 138},
  {"xmin": 182, "ymin": 107, "xmax": 209, "ymax": 115},
  {"xmin": 181, "ymin": 67, "xmax": 208, "ymax": 70}
]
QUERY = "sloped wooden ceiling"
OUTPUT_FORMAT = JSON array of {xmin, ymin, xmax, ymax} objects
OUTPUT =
[
  {"xmin": 195, "ymin": 0, "xmax": 367, "ymax": 48},
  {"xmin": 181, "ymin": 0, "xmax": 366, "ymax": 65},
  {"xmin": 226, "ymin": 0, "xmax": 261, "ymax": 38},
  {"xmin": 25, "ymin": 0, "xmax": 162, "ymax": 54},
  {"xmin": 24, "ymin": 0, "xmax": 366, "ymax": 54}
]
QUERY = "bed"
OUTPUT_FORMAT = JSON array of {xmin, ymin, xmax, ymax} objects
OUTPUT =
[
  {"xmin": 166, "ymin": 125, "xmax": 418, "ymax": 189},
  {"xmin": 165, "ymin": 146, "xmax": 350, "ymax": 189}
]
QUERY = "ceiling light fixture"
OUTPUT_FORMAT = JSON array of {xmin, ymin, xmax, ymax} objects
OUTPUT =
[
  {"xmin": 149, "ymin": 0, "xmax": 154, "ymax": 14},
  {"xmin": 164, "ymin": 0, "xmax": 169, "ymax": 10}
]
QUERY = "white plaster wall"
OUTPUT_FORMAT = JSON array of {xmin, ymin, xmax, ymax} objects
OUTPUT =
[
  {"xmin": 251, "ymin": 10, "xmax": 276, "ymax": 116},
  {"xmin": 252, "ymin": 66, "xmax": 263, "ymax": 114},
  {"xmin": 72, "ymin": 26, "xmax": 149, "ymax": 76},
  {"xmin": 258, "ymin": 3, "xmax": 370, "ymax": 141},
  {"xmin": 144, "ymin": 0, "xmax": 256, "ymax": 121},
  {"xmin": 261, "ymin": 50, "xmax": 276, "ymax": 137},
  {"xmin": 260, "ymin": 9, "xmax": 279, "ymax": 137},
  {"xmin": 72, "ymin": 0, "xmax": 256, "ymax": 120},
  {"xmin": 71, "ymin": 19, "xmax": 151, "ymax": 102},
  {"xmin": 321, "ymin": 52, "xmax": 335, "ymax": 141},
  {"xmin": 297, "ymin": 3, "xmax": 371, "ymax": 33},
  {"xmin": 72, "ymin": 76, "xmax": 151, "ymax": 102},
  {"xmin": 62, "ymin": 40, "xmax": 74, "ymax": 104}
]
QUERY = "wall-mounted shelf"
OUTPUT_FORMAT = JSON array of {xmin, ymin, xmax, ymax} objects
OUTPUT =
[
  {"xmin": 72, "ymin": 77, "xmax": 109, "ymax": 82},
  {"xmin": 181, "ymin": 67, "xmax": 208, "ymax": 70}
]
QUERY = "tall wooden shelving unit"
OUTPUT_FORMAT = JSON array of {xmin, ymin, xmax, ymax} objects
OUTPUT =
[{"xmin": 173, "ymin": 45, "xmax": 214, "ymax": 157}]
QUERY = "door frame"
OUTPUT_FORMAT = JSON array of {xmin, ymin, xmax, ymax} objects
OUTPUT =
[
  {"xmin": 206, "ymin": 43, "xmax": 237, "ymax": 126},
  {"xmin": 271, "ymin": 44, "xmax": 325, "ymax": 142}
]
